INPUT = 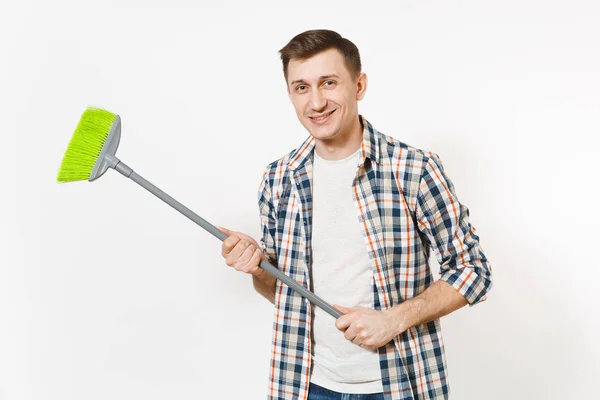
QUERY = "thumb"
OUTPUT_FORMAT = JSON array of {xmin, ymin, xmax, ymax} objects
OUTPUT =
[
  {"xmin": 216, "ymin": 226, "xmax": 231, "ymax": 235},
  {"xmin": 333, "ymin": 304, "xmax": 351, "ymax": 314}
]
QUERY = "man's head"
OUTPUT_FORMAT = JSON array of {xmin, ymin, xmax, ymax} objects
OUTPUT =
[{"xmin": 279, "ymin": 30, "xmax": 367, "ymax": 146}]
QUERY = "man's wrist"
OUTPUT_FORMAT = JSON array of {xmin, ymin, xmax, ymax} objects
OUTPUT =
[{"xmin": 387, "ymin": 298, "xmax": 421, "ymax": 336}]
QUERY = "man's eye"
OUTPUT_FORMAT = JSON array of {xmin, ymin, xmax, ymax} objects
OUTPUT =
[
  {"xmin": 324, "ymin": 80, "xmax": 336, "ymax": 86},
  {"xmin": 297, "ymin": 85, "xmax": 307, "ymax": 92}
]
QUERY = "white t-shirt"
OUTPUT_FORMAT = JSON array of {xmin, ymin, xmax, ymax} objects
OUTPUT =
[{"xmin": 309, "ymin": 148, "xmax": 383, "ymax": 394}]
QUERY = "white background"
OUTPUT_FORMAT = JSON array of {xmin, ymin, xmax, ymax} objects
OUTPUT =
[{"xmin": 1, "ymin": 0, "xmax": 599, "ymax": 399}]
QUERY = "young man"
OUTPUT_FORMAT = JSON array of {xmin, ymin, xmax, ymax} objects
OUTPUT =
[{"xmin": 218, "ymin": 30, "xmax": 493, "ymax": 400}]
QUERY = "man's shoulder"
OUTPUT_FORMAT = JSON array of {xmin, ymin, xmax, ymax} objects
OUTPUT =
[
  {"xmin": 266, "ymin": 149, "xmax": 296, "ymax": 170},
  {"xmin": 374, "ymin": 128, "xmax": 433, "ymax": 166},
  {"xmin": 261, "ymin": 148, "xmax": 297, "ymax": 178},
  {"xmin": 258, "ymin": 145, "xmax": 302, "ymax": 195}
]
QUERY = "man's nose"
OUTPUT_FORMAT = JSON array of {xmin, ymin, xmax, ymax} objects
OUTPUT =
[{"xmin": 310, "ymin": 89, "xmax": 327, "ymax": 111}]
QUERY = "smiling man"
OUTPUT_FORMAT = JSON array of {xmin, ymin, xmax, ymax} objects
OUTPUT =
[
  {"xmin": 218, "ymin": 30, "xmax": 493, "ymax": 400},
  {"xmin": 286, "ymin": 47, "xmax": 365, "ymax": 161}
]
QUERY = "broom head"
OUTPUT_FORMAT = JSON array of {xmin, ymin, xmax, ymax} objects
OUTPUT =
[{"xmin": 57, "ymin": 107, "xmax": 118, "ymax": 182}]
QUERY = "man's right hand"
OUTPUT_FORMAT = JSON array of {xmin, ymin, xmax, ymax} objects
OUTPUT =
[{"xmin": 217, "ymin": 226, "xmax": 268, "ymax": 278}]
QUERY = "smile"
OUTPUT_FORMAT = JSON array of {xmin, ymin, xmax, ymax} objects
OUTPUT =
[{"xmin": 308, "ymin": 109, "xmax": 336, "ymax": 125}]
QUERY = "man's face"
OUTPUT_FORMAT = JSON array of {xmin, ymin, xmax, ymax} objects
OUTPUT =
[{"xmin": 286, "ymin": 48, "xmax": 366, "ymax": 143}]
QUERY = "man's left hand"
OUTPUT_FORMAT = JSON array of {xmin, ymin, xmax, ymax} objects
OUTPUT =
[{"xmin": 333, "ymin": 304, "xmax": 398, "ymax": 351}]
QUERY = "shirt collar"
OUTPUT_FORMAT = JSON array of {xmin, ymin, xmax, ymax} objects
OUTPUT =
[{"xmin": 288, "ymin": 115, "xmax": 380, "ymax": 171}]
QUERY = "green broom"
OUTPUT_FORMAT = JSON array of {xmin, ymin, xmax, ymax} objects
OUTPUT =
[{"xmin": 57, "ymin": 106, "xmax": 343, "ymax": 319}]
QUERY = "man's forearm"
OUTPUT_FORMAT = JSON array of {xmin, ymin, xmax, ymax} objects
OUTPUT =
[
  {"xmin": 253, "ymin": 271, "xmax": 276, "ymax": 305},
  {"xmin": 388, "ymin": 280, "xmax": 468, "ymax": 336}
]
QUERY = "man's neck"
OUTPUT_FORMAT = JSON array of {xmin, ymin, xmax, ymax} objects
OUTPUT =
[{"xmin": 314, "ymin": 116, "xmax": 363, "ymax": 161}]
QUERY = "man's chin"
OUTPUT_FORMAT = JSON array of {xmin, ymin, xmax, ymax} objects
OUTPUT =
[{"xmin": 309, "ymin": 127, "xmax": 340, "ymax": 141}]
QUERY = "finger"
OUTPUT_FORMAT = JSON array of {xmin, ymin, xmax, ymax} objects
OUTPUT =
[
  {"xmin": 221, "ymin": 228, "xmax": 255, "ymax": 244},
  {"xmin": 237, "ymin": 244, "xmax": 257, "ymax": 271},
  {"xmin": 226, "ymin": 240, "xmax": 251, "ymax": 266},
  {"xmin": 248, "ymin": 248, "xmax": 265, "ymax": 275},
  {"xmin": 334, "ymin": 310, "xmax": 356, "ymax": 330},
  {"xmin": 234, "ymin": 231, "xmax": 256, "ymax": 243},
  {"xmin": 350, "ymin": 329, "xmax": 366, "ymax": 345},
  {"xmin": 216, "ymin": 226, "xmax": 230, "ymax": 235},
  {"xmin": 335, "ymin": 316, "xmax": 353, "ymax": 332},
  {"xmin": 333, "ymin": 304, "xmax": 350, "ymax": 315},
  {"xmin": 345, "ymin": 328, "xmax": 358, "ymax": 342},
  {"xmin": 222, "ymin": 235, "xmax": 241, "ymax": 257},
  {"xmin": 336, "ymin": 304, "xmax": 363, "ymax": 314},
  {"xmin": 335, "ymin": 319, "xmax": 350, "ymax": 331},
  {"xmin": 358, "ymin": 342, "xmax": 374, "ymax": 350}
]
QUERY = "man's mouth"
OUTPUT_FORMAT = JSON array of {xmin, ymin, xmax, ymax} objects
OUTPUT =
[{"xmin": 308, "ymin": 109, "xmax": 336, "ymax": 124}]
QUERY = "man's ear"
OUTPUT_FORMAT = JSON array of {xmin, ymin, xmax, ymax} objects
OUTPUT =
[{"xmin": 356, "ymin": 72, "xmax": 368, "ymax": 101}]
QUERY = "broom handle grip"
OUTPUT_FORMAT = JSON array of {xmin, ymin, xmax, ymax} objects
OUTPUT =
[{"xmin": 112, "ymin": 158, "xmax": 342, "ymax": 319}]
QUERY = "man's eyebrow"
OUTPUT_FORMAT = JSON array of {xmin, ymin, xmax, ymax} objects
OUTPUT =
[
  {"xmin": 290, "ymin": 78, "xmax": 306, "ymax": 86},
  {"xmin": 289, "ymin": 75, "xmax": 340, "ymax": 86}
]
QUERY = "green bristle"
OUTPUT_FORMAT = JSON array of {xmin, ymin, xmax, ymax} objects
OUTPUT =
[{"xmin": 57, "ymin": 107, "xmax": 117, "ymax": 182}]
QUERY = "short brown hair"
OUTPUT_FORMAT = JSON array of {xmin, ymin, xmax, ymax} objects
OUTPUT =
[{"xmin": 278, "ymin": 29, "xmax": 362, "ymax": 81}]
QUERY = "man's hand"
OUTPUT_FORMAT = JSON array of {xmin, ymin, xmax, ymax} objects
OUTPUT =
[
  {"xmin": 217, "ymin": 226, "xmax": 268, "ymax": 278},
  {"xmin": 333, "ymin": 304, "xmax": 398, "ymax": 351}
]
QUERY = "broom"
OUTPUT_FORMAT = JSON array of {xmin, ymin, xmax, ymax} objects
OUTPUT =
[{"xmin": 57, "ymin": 107, "xmax": 343, "ymax": 319}]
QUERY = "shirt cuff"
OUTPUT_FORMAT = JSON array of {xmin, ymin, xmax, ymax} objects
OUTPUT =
[{"xmin": 439, "ymin": 267, "xmax": 489, "ymax": 306}]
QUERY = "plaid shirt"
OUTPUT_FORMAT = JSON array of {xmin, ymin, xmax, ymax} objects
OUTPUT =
[{"xmin": 257, "ymin": 116, "xmax": 492, "ymax": 400}]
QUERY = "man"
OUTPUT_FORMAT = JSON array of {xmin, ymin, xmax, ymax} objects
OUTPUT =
[{"xmin": 217, "ymin": 30, "xmax": 492, "ymax": 400}]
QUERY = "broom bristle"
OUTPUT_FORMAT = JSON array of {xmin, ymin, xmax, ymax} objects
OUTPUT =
[{"xmin": 57, "ymin": 107, "xmax": 117, "ymax": 182}]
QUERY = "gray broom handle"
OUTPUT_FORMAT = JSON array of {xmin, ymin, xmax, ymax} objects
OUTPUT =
[{"xmin": 112, "ymin": 159, "xmax": 343, "ymax": 319}]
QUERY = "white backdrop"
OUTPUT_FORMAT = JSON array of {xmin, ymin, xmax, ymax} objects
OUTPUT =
[{"xmin": 1, "ymin": 0, "xmax": 599, "ymax": 399}]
